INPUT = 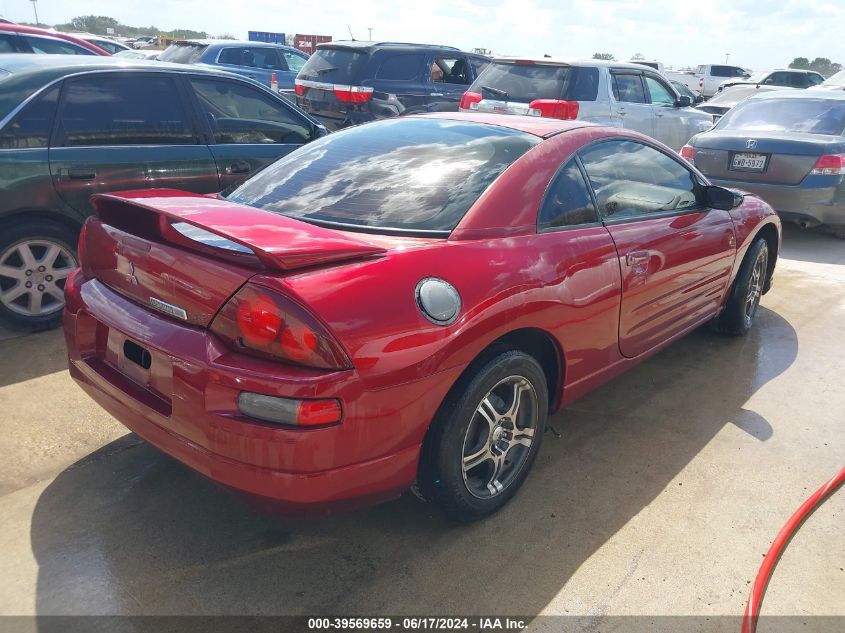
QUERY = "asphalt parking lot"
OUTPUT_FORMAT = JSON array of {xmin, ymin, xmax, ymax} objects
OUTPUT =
[{"xmin": 0, "ymin": 224, "xmax": 842, "ymax": 622}]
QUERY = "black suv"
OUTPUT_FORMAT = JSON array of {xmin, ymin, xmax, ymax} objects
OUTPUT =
[{"xmin": 294, "ymin": 41, "xmax": 490, "ymax": 129}]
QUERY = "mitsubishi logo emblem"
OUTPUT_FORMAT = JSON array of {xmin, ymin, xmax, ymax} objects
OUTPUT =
[{"xmin": 746, "ymin": 139, "xmax": 758, "ymax": 149}]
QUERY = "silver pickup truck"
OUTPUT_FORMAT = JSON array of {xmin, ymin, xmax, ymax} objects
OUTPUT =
[{"xmin": 460, "ymin": 58, "xmax": 713, "ymax": 151}]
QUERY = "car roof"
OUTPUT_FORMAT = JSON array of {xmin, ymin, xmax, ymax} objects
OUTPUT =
[
  {"xmin": 316, "ymin": 40, "xmax": 471, "ymax": 54},
  {"xmin": 746, "ymin": 88, "xmax": 845, "ymax": 101},
  {"xmin": 172, "ymin": 39, "xmax": 302, "ymax": 51},
  {"xmin": 489, "ymin": 56, "xmax": 656, "ymax": 71},
  {"xmin": 412, "ymin": 111, "xmax": 596, "ymax": 138}
]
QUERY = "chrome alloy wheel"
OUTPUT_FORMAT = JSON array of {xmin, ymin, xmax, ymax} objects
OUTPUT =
[
  {"xmin": 0, "ymin": 239, "xmax": 77, "ymax": 317},
  {"xmin": 461, "ymin": 375, "xmax": 539, "ymax": 499},
  {"xmin": 744, "ymin": 246, "xmax": 768, "ymax": 327}
]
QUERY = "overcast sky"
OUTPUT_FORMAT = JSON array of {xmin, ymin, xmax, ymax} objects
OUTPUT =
[{"xmin": 2, "ymin": 0, "xmax": 842, "ymax": 70}]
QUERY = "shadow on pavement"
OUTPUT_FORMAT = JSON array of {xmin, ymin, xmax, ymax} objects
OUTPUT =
[
  {"xmin": 778, "ymin": 224, "xmax": 845, "ymax": 266},
  {"xmin": 29, "ymin": 307, "xmax": 797, "ymax": 619},
  {"xmin": 0, "ymin": 329, "xmax": 68, "ymax": 388}
]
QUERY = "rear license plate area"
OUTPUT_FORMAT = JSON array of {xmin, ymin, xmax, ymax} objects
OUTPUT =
[{"xmin": 730, "ymin": 152, "xmax": 768, "ymax": 172}]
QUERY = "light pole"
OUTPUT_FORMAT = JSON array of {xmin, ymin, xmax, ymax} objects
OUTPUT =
[
  {"xmin": 368, "ymin": 27, "xmax": 372, "ymax": 41},
  {"xmin": 30, "ymin": 0, "xmax": 38, "ymax": 25},
  {"xmin": 725, "ymin": 53, "xmax": 730, "ymax": 64}
]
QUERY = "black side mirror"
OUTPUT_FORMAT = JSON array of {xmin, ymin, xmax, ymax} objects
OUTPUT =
[
  {"xmin": 314, "ymin": 124, "xmax": 329, "ymax": 138},
  {"xmin": 705, "ymin": 185, "xmax": 743, "ymax": 210},
  {"xmin": 675, "ymin": 95, "xmax": 692, "ymax": 108},
  {"xmin": 694, "ymin": 94, "xmax": 704, "ymax": 104}
]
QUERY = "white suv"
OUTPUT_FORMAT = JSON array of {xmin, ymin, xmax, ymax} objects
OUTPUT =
[{"xmin": 460, "ymin": 58, "xmax": 713, "ymax": 151}]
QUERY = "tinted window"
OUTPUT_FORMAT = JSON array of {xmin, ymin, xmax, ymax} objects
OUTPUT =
[
  {"xmin": 612, "ymin": 73, "xmax": 646, "ymax": 103},
  {"xmin": 470, "ymin": 63, "xmax": 599, "ymax": 102},
  {"xmin": 376, "ymin": 54, "xmax": 423, "ymax": 80},
  {"xmin": 711, "ymin": 65, "xmax": 732, "ymax": 77},
  {"xmin": 579, "ymin": 140, "xmax": 699, "ymax": 219},
  {"xmin": 645, "ymin": 76, "xmax": 675, "ymax": 105},
  {"xmin": 24, "ymin": 36, "xmax": 94, "ymax": 55},
  {"xmin": 433, "ymin": 57, "xmax": 471, "ymax": 85},
  {"xmin": 158, "ymin": 43, "xmax": 208, "ymax": 63},
  {"xmin": 0, "ymin": 85, "xmax": 59, "ymax": 149},
  {"xmin": 89, "ymin": 39, "xmax": 124, "ymax": 55},
  {"xmin": 469, "ymin": 57, "xmax": 490, "ymax": 78},
  {"xmin": 218, "ymin": 47, "xmax": 283, "ymax": 70},
  {"xmin": 538, "ymin": 160, "xmax": 598, "ymax": 230},
  {"xmin": 283, "ymin": 51, "xmax": 306, "ymax": 73},
  {"xmin": 765, "ymin": 72, "xmax": 789, "ymax": 86},
  {"xmin": 227, "ymin": 118, "xmax": 539, "ymax": 233},
  {"xmin": 298, "ymin": 47, "xmax": 368, "ymax": 83},
  {"xmin": 190, "ymin": 78, "xmax": 312, "ymax": 144},
  {"xmin": 59, "ymin": 76, "xmax": 194, "ymax": 146},
  {"xmin": 0, "ymin": 33, "xmax": 16, "ymax": 53},
  {"xmin": 808, "ymin": 74, "xmax": 824, "ymax": 86},
  {"xmin": 716, "ymin": 98, "xmax": 845, "ymax": 135}
]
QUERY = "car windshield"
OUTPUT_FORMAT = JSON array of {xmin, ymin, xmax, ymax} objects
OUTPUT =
[
  {"xmin": 469, "ymin": 62, "xmax": 599, "ymax": 102},
  {"xmin": 226, "ymin": 118, "xmax": 539, "ymax": 234},
  {"xmin": 716, "ymin": 98, "xmax": 845, "ymax": 135},
  {"xmin": 158, "ymin": 42, "xmax": 207, "ymax": 63}
]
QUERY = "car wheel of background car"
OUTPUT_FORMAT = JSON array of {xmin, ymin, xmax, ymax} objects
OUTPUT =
[
  {"xmin": 0, "ymin": 220, "xmax": 78, "ymax": 331},
  {"xmin": 417, "ymin": 348, "xmax": 548, "ymax": 522},
  {"xmin": 713, "ymin": 238, "xmax": 769, "ymax": 336}
]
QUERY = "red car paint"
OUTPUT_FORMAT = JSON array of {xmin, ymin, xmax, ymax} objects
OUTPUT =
[
  {"xmin": 0, "ymin": 23, "xmax": 110, "ymax": 55},
  {"xmin": 63, "ymin": 113, "xmax": 782, "ymax": 511}
]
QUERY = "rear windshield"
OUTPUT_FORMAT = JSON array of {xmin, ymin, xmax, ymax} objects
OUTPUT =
[
  {"xmin": 297, "ymin": 47, "xmax": 368, "ymax": 82},
  {"xmin": 716, "ymin": 98, "xmax": 845, "ymax": 135},
  {"xmin": 469, "ymin": 62, "xmax": 599, "ymax": 102},
  {"xmin": 158, "ymin": 43, "xmax": 207, "ymax": 64},
  {"xmin": 226, "ymin": 118, "xmax": 539, "ymax": 234}
]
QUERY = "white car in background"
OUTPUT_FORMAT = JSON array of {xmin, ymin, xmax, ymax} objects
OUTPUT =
[
  {"xmin": 819, "ymin": 69, "xmax": 845, "ymax": 90},
  {"xmin": 461, "ymin": 58, "xmax": 713, "ymax": 151}
]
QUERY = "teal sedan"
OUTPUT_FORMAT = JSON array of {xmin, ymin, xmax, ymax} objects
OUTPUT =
[{"xmin": 0, "ymin": 54, "xmax": 327, "ymax": 330}]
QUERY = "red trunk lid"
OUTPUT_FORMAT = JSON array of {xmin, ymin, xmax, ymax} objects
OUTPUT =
[{"xmin": 82, "ymin": 189, "xmax": 386, "ymax": 327}]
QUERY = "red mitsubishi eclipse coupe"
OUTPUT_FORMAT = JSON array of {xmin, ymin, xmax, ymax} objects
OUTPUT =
[{"xmin": 64, "ymin": 113, "xmax": 781, "ymax": 521}]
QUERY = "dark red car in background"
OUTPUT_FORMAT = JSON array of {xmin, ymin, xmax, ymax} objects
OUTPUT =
[
  {"xmin": 0, "ymin": 23, "xmax": 109, "ymax": 55},
  {"xmin": 64, "ymin": 113, "xmax": 781, "ymax": 521}
]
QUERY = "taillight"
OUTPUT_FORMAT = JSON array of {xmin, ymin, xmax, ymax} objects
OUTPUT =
[
  {"xmin": 333, "ymin": 85, "xmax": 373, "ymax": 103},
  {"xmin": 459, "ymin": 91, "xmax": 482, "ymax": 110},
  {"xmin": 699, "ymin": 78, "xmax": 704, "ymax": 88},
  {"xmin": 210, "ymin": 283, "xmax": 349, "ymax": 369},
  {"xmin": 680, "ymin": 144, "xmax": 696, "ymax": 162},
  {"xmin": 294, "ymin": 81, "xmax": 308, "ymax": 97},
  {"xmin": 527, "ymin": 99, "xmax": 579, "ymax": 120},
  {"xmin": 810, "ymin": 154, "xmax": 845, "ymax": 175}
]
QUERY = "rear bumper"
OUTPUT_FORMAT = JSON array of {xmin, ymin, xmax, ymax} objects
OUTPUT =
[
  {"xmin": 64, "ymin": 276, "xmax": 459, "ymax": 510},
  {"xmin": 709, "ymin": 178, "xmax": 845, "ymax": 227}
]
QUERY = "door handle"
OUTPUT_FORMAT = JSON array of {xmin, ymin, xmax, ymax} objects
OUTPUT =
[
  {"xmin": 626, "ymin": 251, "xmax": 650, "ymax": 266},
  {"xmin": 58, "ymin": 168, "xmax": 96, "ymax": 181},
  {"xmin": 655, "ymin": 110, "xmax": 665, "ymax": 117},
  {"xmin": 617, "ymin": 107, "xmax": 626, "ymax": 116},
  {"xmin": 225, "ymin": 161, "xmax": 251, "ymax": 175},
  {"xmin": 430, "ymin": 92, "xmax": 444, "ymax": 97}
]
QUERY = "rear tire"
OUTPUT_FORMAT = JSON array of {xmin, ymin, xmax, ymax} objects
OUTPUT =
[
  {"xmin": 0, "ymin": 219, "xmax": 79, "ymax": 332},
  {"xmin": 712, "ymin": 238, "xmax": 768, "ymax": 336},
  {"xmin": 417, "ymin": 349, "xmax": 548, "ymax": 522}
]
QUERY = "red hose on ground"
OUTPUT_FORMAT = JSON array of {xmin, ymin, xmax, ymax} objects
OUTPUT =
[{"xmin": 742, "ymin": 465, "xmax": 845, "ymax": 633}]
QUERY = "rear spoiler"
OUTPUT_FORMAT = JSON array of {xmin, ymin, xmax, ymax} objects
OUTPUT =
[{"xmin": 91, "ymin": 190, "xmax": 386, "ymax": 272}]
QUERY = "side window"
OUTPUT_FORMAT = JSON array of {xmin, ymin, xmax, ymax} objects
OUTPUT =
[
  {"xmin": 24, "ymin": 36, "xmax": 93, "ymax": 55},
  {"xmin": 59, "ymin": 75, "xmax": 195, "ymax": 146},
  {"xmin": 612, "ymin": 73, "xmax": 646, "ymax": 103},
  {"xmin": 733, "ymin": 67, "xmax": 747, "ymax": 77},
  {"xmin": 220, "ymin": 47, "xmax": 284, "ymax": 70},
  {"xmin": 644, "ymin": 76, "xmax": 675, "ymax": 105},
  {"xmin": 190, "ymin": 78, "xmax": 312, "ymax": 144},
  {"xmin": 376, "ymin": 54, "xmax": 424, "ymax": 81},
  {"xmin": 538, "ymin": 159, "xmax": 598, "ymax": 231},
  {"xmin": 0, "ymin": 33, "xmax": 16, "ymax": 53},
  {"xmin": 766, "ymin": 72, "xmax": 788, "ymax": 86},
  {"xmin": 808, "ymin": 74, "xmax": 824, "ymax": 86},
  {"xmin": 0, "ymin": 85, "xmax": 59, "ymax": 149},
  {"xmin": 579, "ymin": 140, "xmax": 700, "ymax": 220},
  {"xmin": 710, "ymin": 65, "xmax": 730, "ymax": 77},
  {"xmin": 469, "ymin": 57, "xmax": 490, "ymax": 79},
  {"xmin": 432, "ymin": 57, "xmax": 471, "ymax": 85},
  {"xmin": 283, "ymin": 51, "xmax": 306, "ymax": 73}
]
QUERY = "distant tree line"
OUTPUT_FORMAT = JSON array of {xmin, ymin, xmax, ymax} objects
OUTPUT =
[
  {"xmin": 43, "ymin": 15, "xmax": 209, "ymax": 39},
  {"xmin": 789, "ymin": 57, "xmax": 841, "ymax": 78}
]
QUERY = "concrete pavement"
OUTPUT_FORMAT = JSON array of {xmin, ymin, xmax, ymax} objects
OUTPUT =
[{"xmin": 0, "ymin": 224, "xmax": 842, "ymax": 620}]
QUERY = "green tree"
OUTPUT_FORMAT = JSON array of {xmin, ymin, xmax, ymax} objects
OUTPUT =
[
  {"xmin": 69, "ymin": 15, "xmax": 119, "ymax": 34},
  {"xmin": 593, "ymin": 52, "xmax": 615, "ymax": 61},
  {"xmin": 789, "ymin": 56, "xmax": 842, "ymax": 78},
  {"xmin": 631, "ymin": 52, "xmax": 645, "ymax": 60}
]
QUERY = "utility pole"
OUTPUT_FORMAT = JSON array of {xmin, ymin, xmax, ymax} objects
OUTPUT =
[
  {"xmin": 30, "ymin": 0, "xmax": 38, "ymax": 25},
  {"xmin": 368, "ymin": 27, "xmax": 372, "ymax": 41},
  {"xmin": 725, "ymin": 53, "xmax": 730, "ymax": 64}
]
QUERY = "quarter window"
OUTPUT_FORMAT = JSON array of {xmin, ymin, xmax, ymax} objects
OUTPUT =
[
  {"xmin": 59, "ymin": 76, "xmax": 194, "ymax": 146},
  {"xmin": 538, "ymin": 159, "xmax": 598, "ymax": 230},
  {"xmin": 0, "ymin": 85, "xmax": 59, "ymax": 149},
  {"xmin": 644, "ymin": 76, "xmax": 675, "ymax": 105},
  {"xmin": 579, "ymin": 140, "xmax": 700, "ymax": 220},
  {"xmin": 612, "ymin": 73, "xmax": 646, "ymax": 103},
  {"xmin": 190, "ymin": 78, "xmax": 312, "ymax": 144},
  {"xmin": 376, "ymin": 54, "xmax": 424, "ymax": 81}
]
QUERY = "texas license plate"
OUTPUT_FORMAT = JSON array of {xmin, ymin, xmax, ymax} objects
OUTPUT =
[{"xmin": 731, "ymin": 152, "xmax": 767, "ymax": 172}]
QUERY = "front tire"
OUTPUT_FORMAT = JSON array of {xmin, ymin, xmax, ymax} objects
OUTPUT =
[
  {"xmin": 417, "ymin": 349, "xmax": 548, "ymax": 522},
  {"xmin": 713, "ymin": 237, "xmax": 769, "ymax": 336},
  {"xmin": 0, "ymin": 219, "xmax": 79, "ymax": 331}
]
